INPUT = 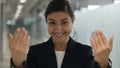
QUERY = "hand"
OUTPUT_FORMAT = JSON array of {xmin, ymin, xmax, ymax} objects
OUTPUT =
[
  {"xmin": 90, "ymin": 30, "xmax": 113, "ymax": 68},
  {"xmin": 9, "ymin": 27, "xmax": 30, "ymax": 67}
]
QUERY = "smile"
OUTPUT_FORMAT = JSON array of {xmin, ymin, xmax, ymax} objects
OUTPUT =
[{"xmin": 55, "ymin": 33, "xmax": 64, "ymax": 37}]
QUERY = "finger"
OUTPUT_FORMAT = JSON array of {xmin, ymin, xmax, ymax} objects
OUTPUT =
[
  {"xmin": 91, "ymin": 32, "xmax": 95, "ymax": 46},
  {"xmin": 93, "ymin": 31, "xmax": 100, "ymax": 49},
  {"xmin": 24, "ymin": 35, "xmax": 30, "ymax": 52},
  {"xmin": 21, "ymin": 28, "xmax": 29, "ymax": 47},
  {"xmin": 99, "ymin": 31, "xmax": 107, "ymax": 45},
  {"xmin": 17, "ymin": 27, "xmax": 27, "ymax": 45},
  {"xmin": 96, "ymin": 31, "xmax": 111, "ymax": 54},
  {"xmin": 13, "ymin": 28, "xmax": 21, "ymax": 44},
  {"xmin": 96, "ymin": 31, "xmax": 104, "ymax": 48},
  {"xmin": 90, "ymin": 32, "xmax": 96, "ymax": 48},
  {"xmin": 91, "ymin": 31, "xmax": 101, "ymax": 54},
  {"xmin": 14, "ymin": 28, "xmax": 20, "ymax": 37},
  {"xmin": 109, "ymin": 36, "xmax": 114, "ymax": 51},
  {"xmin": 99, "ymin": 31, "xmax": 111, "ymax": 54},
  {"xmin": 26, "ymin": 35, "xmax": 30, "ymax": 47},
  {"xmin": 9, "ymin": 33, "xmax": 13, "ymax": 47},
  {"xmin": 90, "ymin": 37, "xmax": 97, "ymax": 54},
  {"xmin": 22, "ymin": 34, "xmax": 30, "ymax": 53}
]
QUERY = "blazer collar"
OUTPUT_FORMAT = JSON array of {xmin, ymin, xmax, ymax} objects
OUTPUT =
[
  {"xmin": 46, "ymin": 37, "xmax": 77, "ymax": 68},
  {"xmin": 61, "ymin": 37, "xmax": 77, "ymax": 68}
]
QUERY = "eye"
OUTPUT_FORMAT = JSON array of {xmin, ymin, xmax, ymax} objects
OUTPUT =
[
  {"xmin": 49, "ymin": 21, "xmax": 56, "ymax": 25},
  {"xmin": 62, "ymin": 21, "xmax": 68, "ymax": 25}
]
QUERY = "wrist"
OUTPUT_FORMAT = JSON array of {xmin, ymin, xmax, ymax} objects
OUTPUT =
[
  {"xmin": 11, "ymin": 58, "xmax": 23, "ymax": 68},
  {"xmin": 99, "ymin": 60, "xmax": 109, "ymax": 68},
  {"xmin": 15, "ymin": 64, "xmax": 23, "ymax": 68}
]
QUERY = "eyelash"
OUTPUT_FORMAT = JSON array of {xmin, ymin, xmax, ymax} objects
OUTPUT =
[
  {"xmin": 62, "ymin": 21, "xmax": 68, "ymax": 24},
  {"xmin": 48, "ymin": 21, "xmax": 68, "ymax": 25},
  {"xmin": 49, "ymin": 22, "xmax": 55, "ymax": 24}
]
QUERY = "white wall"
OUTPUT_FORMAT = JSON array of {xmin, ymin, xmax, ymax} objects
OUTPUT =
[{"xmin": 73, "ymin": 4, "xmax": 120, "ymax": 68}]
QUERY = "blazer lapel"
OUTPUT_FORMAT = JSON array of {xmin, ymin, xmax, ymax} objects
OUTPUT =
[
  {"xmin": 61, "ymin": 37, "xmax": 78, "ymax": 68},
  {"xmin": 45, "ymin": 38, "xmax": 57, "ymax": 68},
  {"xmin": 45, "ymin": 37, "xmax": 78, "ymax": 68}
]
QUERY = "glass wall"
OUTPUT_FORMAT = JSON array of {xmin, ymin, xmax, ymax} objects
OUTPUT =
[
  {"xmin": 73, "ymin": 4, "xmax": 120, "ymax": 68},
  {"xmin": 0, "ymin": 0, "xmax": 120, "ymax": 68}
]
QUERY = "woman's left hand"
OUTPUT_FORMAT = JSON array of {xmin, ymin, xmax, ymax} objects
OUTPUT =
[{"xmin": 90, "ymin": 30, "xmax": 113, "ymax": 68}]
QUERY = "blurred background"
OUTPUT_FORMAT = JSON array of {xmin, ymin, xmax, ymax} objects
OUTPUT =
[{"xmin": 0, "ymin": 0, "xmax": 120, "ymax": 68}]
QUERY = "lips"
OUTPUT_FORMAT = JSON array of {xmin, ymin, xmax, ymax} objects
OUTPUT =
[{"xmin": 55, "ymin": 33, "xmax": 64, "ymax": 38}]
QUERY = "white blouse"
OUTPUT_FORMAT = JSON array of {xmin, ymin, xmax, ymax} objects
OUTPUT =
[{"xmin": 55, "ymin": 51, "xmax": 65, "ymax": 68}]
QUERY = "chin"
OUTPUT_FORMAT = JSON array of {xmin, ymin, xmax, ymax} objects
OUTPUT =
[{"xmin": 53, "ymin": 35, "xmax": 69, "ymax": 42}]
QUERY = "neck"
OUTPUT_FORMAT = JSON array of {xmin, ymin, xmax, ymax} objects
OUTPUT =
[{"xmin": 52, "ymin": 37, "xmax": 69, "ymax": 51}]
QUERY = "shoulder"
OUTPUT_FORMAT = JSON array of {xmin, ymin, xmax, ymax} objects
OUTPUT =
[
  {"xmin": 69, "ymin": 37, "xmax": 92, "ymax": 51},
  {"xmin": 75, "ymin": 41, "xmax": 92, "ymax": 50},
  {"xmin": 74, "ymin": 41, "xmax": 93, "ymax": 56},
  {"xmin": 29, "ymin": 42, "xmax": 48, "ymax": 52}
]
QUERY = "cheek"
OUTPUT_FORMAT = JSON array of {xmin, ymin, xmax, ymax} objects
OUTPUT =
[
  {"xmin": 47, "ymin": 27, "xmax": 53, "ymax": 35},
  {"xmin": 68, "ymin": 27, "xmax": 72, "ymax": 33},
  {"xmin": 64, "ymin": 26, "xmax": 72, "ymax": 34},
  {"xmin": 67, "ymin": 24, "xmax": 73, "ymax": 31}
]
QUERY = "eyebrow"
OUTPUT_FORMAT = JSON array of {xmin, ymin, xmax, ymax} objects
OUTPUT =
[
  {"xmin": 48, "ymin": 18, "xmax": 69, "ymax": 21},
  {"xmin": 48, "ymin": 19, "xmax": 56, "ymax": 21},
  {"xmin": 61, "ymin": 18, "xmax": 69, "ymax": 21}
]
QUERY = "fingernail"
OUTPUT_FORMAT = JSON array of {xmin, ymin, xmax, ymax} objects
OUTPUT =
[
  {"xmin": 17, "ymin": 28, "xmax": 20, "ymax": 31},
  {"xmin": 28, "ymin": 35, "xmax": 30, "ymax": 39},
  {"xmin": 9, "ymin": 33, "xmax": 11, "ymax": 37},
  {"xmin": 22, "ymin": 27, "xmax": 25, "ymax": 30},
  {"xmin": 111, "ymin": 36, "xmax": 114, "ymax": 40},
  {"xmin": 25, "ymin": 31, "xmax": 28, "ymax": 34}
]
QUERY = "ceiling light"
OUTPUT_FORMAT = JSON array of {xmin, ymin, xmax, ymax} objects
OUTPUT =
[
  {"xmin": 17, "ymin": 5, "xmax": 23, "ymax": 10},
  {"xmin": 19, "ymin": 0, "xmax": 27, "ymax": 3},
  {"xmin": 13, "ymin": 5, "xmax": 23, "ymax": 21},
  {"xmin": 114, "ymin": 0, "xmax": 120, "ymax": 4},
  {"xmin": 88, "ymin": 5, "xmax": 100, "ymax": 10}
]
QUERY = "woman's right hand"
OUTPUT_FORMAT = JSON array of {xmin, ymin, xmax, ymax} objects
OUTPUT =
[{"xmin": 9, "ymin": 28, "xmax": 30, "ymax": 67}]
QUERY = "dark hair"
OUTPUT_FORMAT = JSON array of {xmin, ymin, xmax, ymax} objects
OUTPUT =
[{"xmin": 44, "ymin": 0, "xmax": 75, "ymax": 21}]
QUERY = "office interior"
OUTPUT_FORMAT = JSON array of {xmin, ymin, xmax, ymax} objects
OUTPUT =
[{"xmin": 0, "ymin": 0, "xmax": 120, "ymax": 68}]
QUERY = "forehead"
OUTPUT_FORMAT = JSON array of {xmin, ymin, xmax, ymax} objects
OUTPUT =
[{"xmin": 47, "ymin": 11, "xmax": 70, "ymax": 20}]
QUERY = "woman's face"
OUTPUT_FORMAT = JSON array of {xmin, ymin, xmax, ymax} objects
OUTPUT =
[{"xmin": 47, "ymin": 11, "xmax": 73, "ymax": 42}]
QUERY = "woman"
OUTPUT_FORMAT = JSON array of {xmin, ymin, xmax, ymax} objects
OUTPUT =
[{"xmin": 9, "ymin": 0, "xmax": 113, "ymax": 68}]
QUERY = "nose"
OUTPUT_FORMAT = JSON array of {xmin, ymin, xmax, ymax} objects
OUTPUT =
[{"xmin": 56, "ymin": 25, "xmax": 62, "ymax": 32}]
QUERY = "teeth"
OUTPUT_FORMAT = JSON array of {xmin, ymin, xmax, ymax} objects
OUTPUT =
[{"xmin": 56, "ymin": 33, "xmax": 63, "ymax": 36}]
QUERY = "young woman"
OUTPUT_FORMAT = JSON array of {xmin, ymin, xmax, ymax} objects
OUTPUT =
[{"xmin": 9, "ymin": 0, "xmax": 113, "ymax": 68}]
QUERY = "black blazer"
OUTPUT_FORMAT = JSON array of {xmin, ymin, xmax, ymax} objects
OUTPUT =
[{"xmin": 23, "ymin": 37, "xmax": 110, "ymax": 68}]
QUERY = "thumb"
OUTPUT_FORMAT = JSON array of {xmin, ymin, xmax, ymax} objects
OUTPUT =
[
  {"xmin": 109, "ymin": 36, "xmax": 114, "ymax": 50},
  {"xmin": 9, "ymin": 33, "xmax": 13, "ymax": 45}
]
